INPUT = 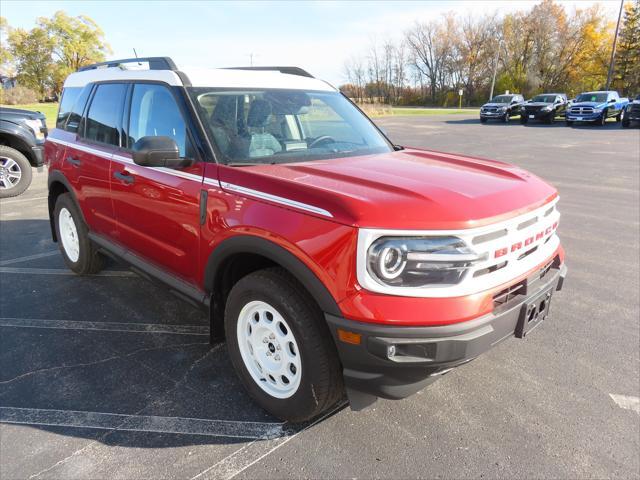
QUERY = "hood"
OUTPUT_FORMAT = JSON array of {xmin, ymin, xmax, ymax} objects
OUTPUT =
[
  {"xmin": 218, "ymin": 148, "xmax": 558, "ymax": 230},
  {"xmin": 481, "ymin": 103, "xmax": 509, "ymax": 108},
  {"xmin": 570, "ymin": 101, "xmax": 606, "ymax": 108},
  {"xmin": 0, "ymin": 107, "xmax": 46, "ymax": 120},
  {"xmin": 525, "ymin": 102, "xmax": 553, "ymax": 107}
]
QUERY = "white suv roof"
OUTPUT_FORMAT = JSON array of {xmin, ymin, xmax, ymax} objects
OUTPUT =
[{"xmin": 63, "ymin": 57, "xmax": 336, "ymax": 92}]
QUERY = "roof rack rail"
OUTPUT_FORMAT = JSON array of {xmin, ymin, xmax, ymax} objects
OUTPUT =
[
  {"xmin": 224, "ymin": 66, "xmax": 314, "ymax": 78},
  {"xmin": 78, "ymin": 57, "xmax": 177, "ymax": 72}
]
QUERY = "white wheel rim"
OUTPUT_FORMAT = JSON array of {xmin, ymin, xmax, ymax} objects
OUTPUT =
[
  {"xmin": 0, "ymin": 156, "xmax": 22, "ymax": 189},
  {"xmin": 237, "ymin": 300, "xmax": 302, "ymax": 399},
  {"xmin": 58, "ymin": 208, "xmax": 80, "ymax": 263}
]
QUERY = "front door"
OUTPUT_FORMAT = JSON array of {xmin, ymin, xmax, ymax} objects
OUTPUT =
[{"xmin": 110, "ymin": 82, "xmax": 203, "ymax": 283}]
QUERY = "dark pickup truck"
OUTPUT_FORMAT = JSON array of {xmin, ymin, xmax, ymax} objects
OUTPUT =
[
  {"xmin": 622, "ymin": 94, "xmax": 640, "ymax": 128},
  {"xmin": 521, "ymin": 93, "xmax": 568, "ymax": 124},
  {"xmin": 565, "ymin": 91, "xmax": 629, "ymax": 126},
  {"xmin": 480, "ymin": 94, "xmax": 525, "ymax": 123},
  {"xmin": 0, "ymin": 107, "xmax": 48, "ymax": 198}
]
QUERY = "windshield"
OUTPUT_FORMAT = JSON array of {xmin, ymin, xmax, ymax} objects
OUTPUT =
[
  {"xmin": 576, "ymin": 93, "xmax": 608, "ymax": 103},
  {"xmin": 489, "ymin": 95, "xmax": 513, "ymax": 104},
  {"xmin": 188, "ymin": 88, "xmax": 392, "ymax": 165},
  {"xmin": 531, "ymin": 95, "xmax": 558, "ymax": 103}
]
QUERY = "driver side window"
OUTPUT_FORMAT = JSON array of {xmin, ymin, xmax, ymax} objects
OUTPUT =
[{"xmin": 128, "ymin": 84, "xmax": 193, "ymax": 158}]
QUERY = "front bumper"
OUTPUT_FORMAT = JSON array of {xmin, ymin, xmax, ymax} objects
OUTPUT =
[
  {"xmin": 524, "ymin": 110, "xmax": 553, "ymax": 120},
  {"xmin": 327, "ymin": 263, "xmax": 567, "ymax": 409},
  {"xmin": 31, "ymin": 145, "xmax": 45, "ymax": 167}
]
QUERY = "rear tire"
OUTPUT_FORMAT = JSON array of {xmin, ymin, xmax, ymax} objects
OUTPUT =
[
  {"xmin": 54, "ymin": 193, "xmax": 105, "ymax": 274},
  {"xmin": 225, "ymin": 267, "xmax": 343, "ymax": 422},
  {"xmin": 0, "ymin": 146, "xmax": 32, "ymax": 199}
]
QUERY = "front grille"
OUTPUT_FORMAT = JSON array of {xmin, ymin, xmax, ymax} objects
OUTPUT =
[
  {"xmin": 570, "ymin": 106, "xmax": 594, "ymax": 114},
  {"xmin": 525, "ymin": 106, "xmax": 544, "ymax": 113}
]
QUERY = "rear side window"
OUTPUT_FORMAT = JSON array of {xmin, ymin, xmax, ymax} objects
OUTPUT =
[
  {"xmin": 57, "ymin": 88, "xmax": 81, "ymax": 129},
  {"xmin": 127, "ymin": 83, "xmax": 190, "ymax": 157},
  {"xmin": 64, "ymin": 85, "xmax": 92, "ymax": 133},
  {"xmin": 84, "ymin": 83, "xmax": 127, "ymax": 146}
]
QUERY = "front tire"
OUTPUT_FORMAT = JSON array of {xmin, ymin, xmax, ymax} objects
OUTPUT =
[
  {"xmin": 54, "ymin": 193, "xmax": 105, "ymax": 274},
  {"xmin": 520, "ymin": 115, "xmax": 528, "ymax": 124},
  {"xmin": 0, "ymin": 146, "xmax": 32, "ymax": 199},
  {"xmin": 598, "ymin": 110, "xmax": 607, "ymax": 126},
  {"xmin": 502, "ymin": 112, "xmax": 509, "ymax": 123},
  {"xmin": 480, "ymin": 117, "xmax": 487, "ymax": 123},
  {"xmin": 225, "ymin": 267, "xmax": 343, "ymax": 422},
  {"xmin": 616, "ymin": 109, "xmax": 624, "ymax": 122},
  {"xmin": 566, "ymin": 120, "xmax": 574, "ymax": 126}
]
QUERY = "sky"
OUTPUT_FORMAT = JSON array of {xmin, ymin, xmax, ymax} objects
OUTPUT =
[{"xmin": 1, "ymin": 1, "xmax": 622, "ymax": 85}]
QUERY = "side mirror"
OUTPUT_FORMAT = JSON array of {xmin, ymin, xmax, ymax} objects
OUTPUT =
[
  {"xmin": 608, "ymin": 98, "xmax": 615, "ymax": 103},
  {"xmin": 132, "ymin": 136, "xmax": 182, "ymax": 167}
]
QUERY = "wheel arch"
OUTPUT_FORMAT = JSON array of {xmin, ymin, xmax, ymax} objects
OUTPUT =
[
  {"xmin": 47, "ymin": 171, "xmax": 83, "ymax": 242},
  {"xmin": 0, "ymin": 122, "xmax": 37, "ymax": 165},
  {"xmin": 204, "ymin": 235, "xmax": 342, "ymax": 338}
]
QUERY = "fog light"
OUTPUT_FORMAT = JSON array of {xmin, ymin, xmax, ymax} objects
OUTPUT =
[{"xmin": 387, "ymin": 345, "xmax": 396, "ymax": 358}]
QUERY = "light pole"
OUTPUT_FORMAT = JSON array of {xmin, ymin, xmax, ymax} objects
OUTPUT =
[
  {"xmin": 606, "ymin": 0, "xmax": 625, "ymax": 91},
  {"xmin": 489, "ymin": 37, "xmax": 504, "ymax": 101}
]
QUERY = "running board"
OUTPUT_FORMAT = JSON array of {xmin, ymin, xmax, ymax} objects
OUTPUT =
[{"xmin": 89, "ymin": 233, "xmax": 210, "ymax": 308}]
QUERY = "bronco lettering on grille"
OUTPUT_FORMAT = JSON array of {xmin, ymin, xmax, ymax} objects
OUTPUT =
[{"xmin": 494, "ymin": 221, "xmax": 558, "ymax": 258}]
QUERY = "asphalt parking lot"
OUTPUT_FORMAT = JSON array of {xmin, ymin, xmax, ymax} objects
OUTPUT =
[{"xmin": 1, "ymin": 114, "xmax": 638, "ymax": 479}]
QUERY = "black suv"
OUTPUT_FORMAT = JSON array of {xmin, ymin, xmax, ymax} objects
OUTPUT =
[
  {"xmin": 480, "ymin": 94, "xmax": 525, "ymax": 123},
  {"xmin": 0, "ymin": 107, "xmax": 48, "ymax": 197},
  {"xmin": 521, "ymin": 93, "xmax": 568, "ymax": 124}
]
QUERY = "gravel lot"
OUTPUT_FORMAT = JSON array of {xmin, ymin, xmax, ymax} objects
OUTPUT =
[{"xmin": 1, "ymin": 114, "xmax": 638, "ymax": 479}]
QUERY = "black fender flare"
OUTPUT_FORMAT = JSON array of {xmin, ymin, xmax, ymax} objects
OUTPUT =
[
  {"xmin": 0, "ymin": 120, "xmax": 37, "ymax": 165},
  {"xmin": 204, "ymin": 235, "xmax": 342, "ymax": 317},
  {"xmin": 47, "ymin": 170, "xmax": 84, "ymax": 242}
]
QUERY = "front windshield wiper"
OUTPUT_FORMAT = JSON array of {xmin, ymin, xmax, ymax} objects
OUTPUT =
[{"xmin": 227, "ymin": 162, "xmax": 276, "ymax": 167}]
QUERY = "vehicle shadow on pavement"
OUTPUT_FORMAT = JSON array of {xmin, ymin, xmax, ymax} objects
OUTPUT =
[{"xmin": 0, "ymin": 219, "xmax": 314, "ymax": 448}]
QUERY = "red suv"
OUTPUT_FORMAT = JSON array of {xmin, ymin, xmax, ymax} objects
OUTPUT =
[{"xmin": 46, "ymin": 57, "xmax": 566, "ymax": 422}]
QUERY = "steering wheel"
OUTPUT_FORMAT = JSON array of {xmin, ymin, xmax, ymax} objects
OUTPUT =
[{"xmin": 308, "ymin": 136, "xmax": 336, "ymax": 148}]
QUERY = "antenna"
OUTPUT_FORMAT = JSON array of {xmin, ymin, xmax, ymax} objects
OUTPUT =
[
  {"xmin": 133, "ymin": 48, "xmax": 141, "ymax": 65},
  {"xmin": 247, "ymin": 53, "xmax": 260, "ymax": 67}
]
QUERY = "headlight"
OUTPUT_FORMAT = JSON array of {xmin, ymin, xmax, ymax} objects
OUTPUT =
[
  {"xmin": 499, "ymin": 106, "xmax": 507, "ymax": 112},
  {"xmin": 593, "ymin": 108, "xmax": 602, "ymax": 113},
  {"xmin": 366, "ymin": 236, "xmax": 486, "ymax": 287},
  {"xmin": 24, "ymin": 119, "xmax": 45, "ymax": 140},
  {"xmin": 542, "ymin": 105, "xmax": 553, "ymax": 111}
]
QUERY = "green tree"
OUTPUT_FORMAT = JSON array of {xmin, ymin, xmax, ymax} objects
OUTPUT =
[
  {"xmin": 7, "ymin": 25, "xmax": 54, "ymax": 99},
  {"xmin": 614, "ymin": 0, "xmax": 640, "ymax": 95},
  {"xmin": 38, "ymin": 11, "xmax": 111, "ymax": 95},
  {"xmin": 0, "ymin": 17, "xmax": 13, "ymax": 74}
]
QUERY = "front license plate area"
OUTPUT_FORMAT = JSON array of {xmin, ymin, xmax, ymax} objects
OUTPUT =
[
  {"xmin": 529, "ymin": 115, "xmax": 535, "ymax": 119},
  {"xmin": 515, "ymin": 287, "xmax": 553, "ymax": 338},
  {"xmin": 577, "ymin": 117, "xmax": 583, "ymax": 121}
]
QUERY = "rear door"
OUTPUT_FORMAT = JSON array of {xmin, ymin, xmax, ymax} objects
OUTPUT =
[
  {"xmin": 111, "ymin": 82, "xmax": 204, "ymax": 283},
  {"xmin": 65, "ymin": 83, "xmax": 127, "ymax": 238}
]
